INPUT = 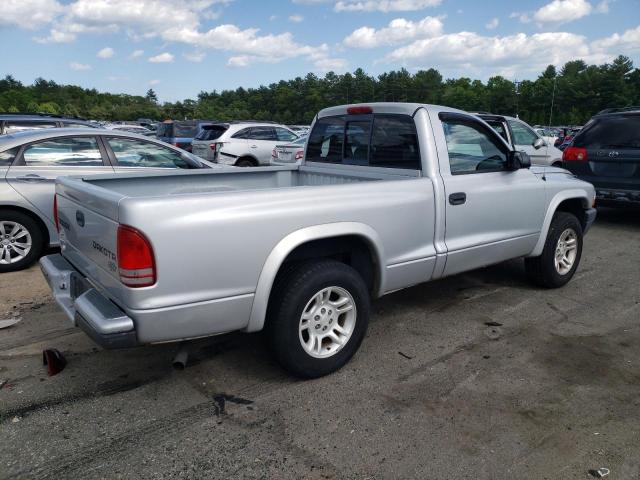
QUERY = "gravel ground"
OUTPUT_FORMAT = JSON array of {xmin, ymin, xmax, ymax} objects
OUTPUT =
[{"xmin": 1, "ymin": 206, "xmax": 639, "ymax": 480}]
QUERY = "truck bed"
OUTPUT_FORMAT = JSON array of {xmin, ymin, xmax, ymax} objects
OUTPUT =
[{"xmin": 81, "ymin": 164, "xmax": 419, "ymax": 200}]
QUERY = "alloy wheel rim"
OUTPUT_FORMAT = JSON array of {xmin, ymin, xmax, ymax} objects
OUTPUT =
[
  {"xmin": 299, "ymin": 286, "xmax": 357, "ymax": 358},
  {"xmin": 0, "ymin": 221, "xmax": 32, "ymax": 265},
  {"xmin": 554, "ymin": 228, "xmax": 578, "ymax": 275}
]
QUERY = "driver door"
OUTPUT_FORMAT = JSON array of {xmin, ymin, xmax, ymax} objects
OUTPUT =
[{"xmin": 434, "ymin": 112, "xmax": 546, "ymax": 277}]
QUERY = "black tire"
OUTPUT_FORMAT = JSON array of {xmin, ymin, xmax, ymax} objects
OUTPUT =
[
  {"xmin": 265, "ymin": 260, "xmax": 370, "ymax": 378},
  {"xmin": 525, "ymin": 211, "xmax": 583, "ymax": 288},
  {"xmin": 552, "ymin": 161, "xmax": 563, "ymax": 168},
  {"xmin": 235, "ymin": 158, "xmax": 255, "ymax": 167},
  {"xmin": 0, "ymin": 210, "xmax": 45, "ymax": 273}
]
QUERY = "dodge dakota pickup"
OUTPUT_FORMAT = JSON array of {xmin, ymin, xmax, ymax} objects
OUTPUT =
[{"xmin": 40, "ymin": 103, "xmax": 597, "ymax": 378}]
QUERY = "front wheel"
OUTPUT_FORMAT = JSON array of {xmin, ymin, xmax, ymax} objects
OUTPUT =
[
  {"xmin": 525, "ymin": 211, "xmax": 583, "ymax": 288},
  {"xmin": 266, "ymin": 260, "xmax": 370, "ymax": 378},
  {"xmin": 0, "ymin": 211, "xmax": 45, "ymax": 273}
]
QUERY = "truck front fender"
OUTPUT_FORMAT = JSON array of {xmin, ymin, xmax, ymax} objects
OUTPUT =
[
  {"xmin": 245, "ymin": 222, "xmax": 385, "ymax": 333},
  {"xmin": 528, "ymin": 189, "xmax": 592, "ymax": 257}
]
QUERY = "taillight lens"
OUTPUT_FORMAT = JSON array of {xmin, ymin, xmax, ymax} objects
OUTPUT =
[
  {"xmin": 209, "ymin": 143, "xmax": 217, "ymax": 152},
  {"xmin": 563, "ymin": 146, "xmax": 588, "ymax": 162},
  {"xmin": 294, "ymin": 150, "xmax": 304, "ymax": 161},
  {"xmin": 272, "ymin": 148, "xmax": 278, "ymax": 159},
  {"xmin": 117, "ymin": 225, "xmax": 156, "ymax": 287},
  {"xmin": 53, "ymin": 195, "xmax": 60, "ymax": 232}
]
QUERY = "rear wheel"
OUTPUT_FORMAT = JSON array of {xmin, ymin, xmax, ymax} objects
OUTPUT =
[
  {"xmin": 266, "ymin": 260, "xmax": 370, "ymax": 378},
  {"xmin": 235, "ymin": 157, "xmax": 256, "ymax": 167},
  {"xmin": 525, "ymin": 211, "xmax": 583, "ymax": 288},
  {"xmin": 0, "ymin": 211, "xmax": 44, "ymax": 273}
]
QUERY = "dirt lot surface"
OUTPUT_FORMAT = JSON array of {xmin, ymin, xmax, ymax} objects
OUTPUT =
[{"xmin": 1, "ymin": 207, "xmax": 639, "ymax": 479}]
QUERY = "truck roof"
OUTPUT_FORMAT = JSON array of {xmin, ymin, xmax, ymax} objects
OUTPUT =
[{"xmin": 317, "ymin": 103, "xmax": 466, "ymax": 119}]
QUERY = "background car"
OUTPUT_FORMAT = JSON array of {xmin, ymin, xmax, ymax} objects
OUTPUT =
[
  {"xmin": 271, "ymin": 136, "xmax": 307, "ymax": 165},
  {"xmin": 0, "ymin": 128, "xmax": 216, "ymax": 272},
  {"xmin": 563, "ymin": 107, "xmax": 640, "ymax": 205},
  {"xmin": 475, "ymin": 113, "xmax": 563, "ymax": 166},
  {"xmin": 191, "ymin": 122, "xmax": 298, "ymax": 166},
  {"xmin": 155, "ymin": 119, "xmax": 216, "ymax": 151},
  {"xmin": 0, "ymin": 113, "xmax": 96, "ymax": 134},
  {"xmin": 105, "ymin": 123, "xmax": 155, "ymax": 136}
]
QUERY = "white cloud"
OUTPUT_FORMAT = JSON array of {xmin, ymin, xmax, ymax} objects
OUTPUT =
[
  {"xmin": 34, "ymin": 29, "xmax": 76, "ymax": 43},
  {"xmin": 184, "ymin": 51, "xmax": 206, "ymax": 62},
  {"xmin": 594, "ymin": 0, "xmax": 610, "ymax": 13},
  {"xmin": 289, "ymin": 14, "xmax": 304, "ymax": 22},
  {"xmin": 485, "ymin": 17, "xmax": 499, "ymax": 30},
  {"xmin": 384, "ymin": 28, "xmax": 638, "ymax": 75},
  {"xmin": 227, "ymin": 55, "xmax": 251, "ymax": 67},
  {"xmin": 1, "ymin": 0, "xmax": 63, "ymax": 29},
  {"xmin": 129, "ymin": 49, "xmax": 144, "ymax": 59},
  {"xmin": 69, "ymin": 61, "xmax": 91, "ymax": 70},
  {"xmin": 591, "ymin": 25, "xmax": 640, "ymax": 52},
  {"xmin": 97, "ymin": 47, "xmax": 115, "ymax": 58},
  {"xmin": 148, "ymin": 52, "xmax": 175, "ymax": 63},
  {"xmin": 533, "ymin": 0, "xmax": 592, "ymax": 24},
  {"xmin": 343, "ymin": 16, "xmax": 443, "ymax": 48},
  {"xmin": 149, "ymin": 79, "xmax": 161, "ymax": 86},
  {"xmin": 335, "ymin": 0, "xmax": 441, "ymax": 12}
]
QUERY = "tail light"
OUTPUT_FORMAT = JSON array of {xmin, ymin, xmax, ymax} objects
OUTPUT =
[
  {"xmin": 209, "ymin": 143, "xmax": 217, "ymax": 152},
  {"xmin": 117, "ymin": 225, "xmax": 156, "ymax": 287},
  {"xmin": 347, "ymin": 106, "xmax": 373, "ymax": 115},
  {"xmin": 272, "ymin": 148, "xmax": 278, "ymax": 159},
  {"xmin": 294, "ymin": 150, "xmax": 304, "ymax": 161},
  {"xmin": 563, "ymin": 147, "xmax": 587, "ymax": 162},
  {"xmin": 53, "ymin": 195, "xmax": 60, "ymax": 232}
]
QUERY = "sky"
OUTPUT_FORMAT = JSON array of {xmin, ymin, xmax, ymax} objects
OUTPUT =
[{"xmin": 1, "ymin": 0, "xmax": 639, "ymax": 102}]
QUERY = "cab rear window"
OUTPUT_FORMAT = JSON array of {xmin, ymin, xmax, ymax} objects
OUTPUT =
[{"xmin": 306, "ymin": 114, "xmax": 420, "ymax": 170}]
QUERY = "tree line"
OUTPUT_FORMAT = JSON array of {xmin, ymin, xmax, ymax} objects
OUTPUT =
[{"xmin": 1, "ymin": 55, "xmax": 639, "ymax": 127}]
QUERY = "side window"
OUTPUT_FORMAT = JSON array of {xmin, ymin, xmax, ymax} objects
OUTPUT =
[
  {"xmin": 442, "ymin": 119, "xmax": 508, "ymax": 175},
  {"xmin": 22, "ymin": 137, "xmax": 103, "ymax": 166},
  {"xmin": 249, "ymin": 127, "xmax": 277, "ymax": 141},
  {"xmin": 508, "ymin": 120, "xmax": 538, "ymax": 146},
  {"xmin": 231, "ymin": 128, "xmax": 251, "ymax": 139},
  {"xmin": 306, "ymin": 116, "xmax": 345, "ymax": 164},
  {"xmin": 4, "ymin": 121, "xmax": 57, "ymax": 134},
  {"xmin": 344, "ymin": 121, "xmax": 371, "ymax": 165},
  {"xmin": 370, "ymin": 115, "xmax": 420, "ymax": 169},
  {"xmin": 275, "ymin": 127, "xmax": 297, "ymax": 142},
  {"xmin": 107, "ymin": 138, "xmax": 194, "ymax": 169},
  {"xmin": 0, "ymin": 147, "xmax": 19, "ymax": 167}
]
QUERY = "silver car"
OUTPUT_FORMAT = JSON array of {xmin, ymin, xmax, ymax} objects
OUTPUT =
[{"xmin": 0, "ymin": 128, "xmax": 216, "ymax": 272}]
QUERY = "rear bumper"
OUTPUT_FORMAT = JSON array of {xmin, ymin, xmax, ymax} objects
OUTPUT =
[
  {"xmin": 40, "ymin": 254, "xmax": 138, "ymax": 349},
  {"xmin": 596, "ymin": 188, "xmax": 640, "ymax": 205}
]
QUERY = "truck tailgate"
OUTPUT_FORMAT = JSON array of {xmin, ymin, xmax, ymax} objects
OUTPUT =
[{"xmin": 56, "ymin": 184, "xmax": 122, "ymax": 294}]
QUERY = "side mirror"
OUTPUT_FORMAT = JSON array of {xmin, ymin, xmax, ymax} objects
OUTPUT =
[
  {"xmin": 533, "ymin": 138, "xmax": 545, "ymax": 149},
  {"xmin": 507, "ymin": 150, "xmax": 531, "ymax": 170}
]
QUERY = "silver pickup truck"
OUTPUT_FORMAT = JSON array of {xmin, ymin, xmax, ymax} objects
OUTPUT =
[{"xmin": 40, "ymin": 103, "xmax": 597, "ymax": 378}]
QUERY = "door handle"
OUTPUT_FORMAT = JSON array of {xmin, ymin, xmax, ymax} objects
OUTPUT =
[
  {"xmin": 15, "ymin": 175, "xmax": 48, "ymax": 183},
  {"xmin": 449, "ymin": 192, "xmax": 467, "ymax": 205}
]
